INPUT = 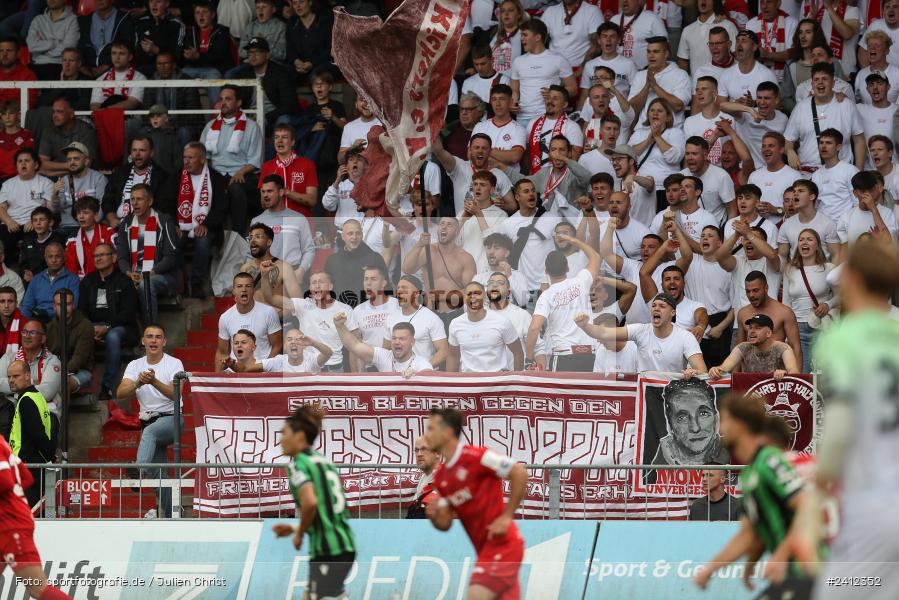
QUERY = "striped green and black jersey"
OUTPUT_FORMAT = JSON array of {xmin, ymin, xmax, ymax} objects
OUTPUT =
[
  {"xmin": 287, "ymin": 449, "xmax": 355, "ymax": 559},
  {"xmin": 739, "ymin": 445, "xmax": 804, "ymax": 553}
]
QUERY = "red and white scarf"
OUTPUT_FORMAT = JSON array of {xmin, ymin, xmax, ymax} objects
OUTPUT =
[
  {"xmin": 618, "ymin": 9, "xmax": 643, "ymax": 58},
  {"xmin": 16, "ymin": 346, "xmax": 46, "ymax": 381},
  {"xmin": 563, "ymin": 1, "xmax": 582, "ymax": 25},
  {"xmin": 205, "ymin": 109, "xmax": 248, "ymax": 155},
  {"xmin": 803, "ymin": 0, "xmax": 848, "ymax": 59},
  {"xmin": 1, "ymin": 310, "xmax": 23, "ymax": 356},
  {"xmin": 759, "ymin": 11, "xmax": 789, "ymax": 80},
  {"xmin": 544, "ymin": 166, "xmax": 569, "ymax": 198},
  {"xmin": 71, "ymin": 224, "xmax": 114, "ymax": 278},
  {"xmin": 120, "ymin": 166, "xmax": 151, "ymax": 219},
  {"xmin": 101, "ymin": 65, "xmax": 136, "ymax": 99},
  {"xmin": 528, "ymin": 113, "xmax": 567, "ymax": 175},
  {"xmin": 276, "ymin": 152, "xmax": 297, "ymax": 188},
  {"xmin": 177, "ymin": 165, "xmax": 211, "ymax": 235},
  {"xmin": 129, "ymin": 210, "xmax": 159, "ymax": 273}
]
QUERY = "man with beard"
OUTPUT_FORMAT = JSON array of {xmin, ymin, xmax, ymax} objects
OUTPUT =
[
  {"xmin": 448, "ymin": 282, "xmax": 522, "ymax": 373},
  {"xmin": 650, "ymin": 175, "xmax": 718, "ymax": 252},
  {"xmin": 324, "ymin": 219, "xmax": 387, "ymax": 307},
  {"xmin": 226, "ymin": 327, "xmax": 333, "ymax": 374},
  {"xmin": 607, "ymin": 144, "xmax": 656, "ymax": 228},
  {"xmin": 278, "ymin": 270, "xmax": 359, "ymax": 373},
  {"xmin": 747, "ymin": 132, "xmax": 801, "ymax": 225},
  {"xmin": 432, "ymin": 134, "xmax": 514, "ymax": 215},
  {"xmin": 680, "ymin": 136, "xmax": 736, "ymax": 224},
  {"xmin": 544, "ymin": 221, "xmax": 589, "ymax": 285},
  {"xmin": 716, "ymin": 222, "xmax": 782, "ymax": 315},
  {"xmin": 352, "ymin": 265, "xmax": 398, "ymax": 371},
  {"xmin": 710, "ymin": 314, "xmax": 798, "ymax": 380},
  {"xmin": 473, "ymin": 233, "xmax": 528, "ymax": 307},
  {"xmin": 640, "ymin": 241, "xmax": 708, "ymax": 341},
  {"xmin": 728, "ymin": 81, "xmax": 789, "ymax": 170},
  {"xmin": 38, "ymin": 97, "xmax": 98, "ymax": 178},
  {"xmin": 0, "ymin": 37, "xmax": 35, "ymax": 106},
  {"xmin": 516, "ymin": 135, "xmax": 591, "ymax": 224},
  {"xmin": 254, "ymin": 175, "xmax": 315, "ymax": 282},
  {"xmin": 526, "ymin": 86, "xmax": 584, "ymax": 173},
  {"xmin": 103, "ymin": 136, "xmax": 172, "ymax": 227},
  {"xmin": 322, "ymin": 148, "xmax": 365, "ymax": 230},
  {"xmin": 500, "ymin": 180, "xmax": 555, "ymax": 295},
  {"xmin": 51, "ymin": 143, "xmax": 107, "ymax": 236},
  {"xmin": 486, "ymin": 271, "xmax": 544, "ymax": 370},
  {"xmin": 444, "ymin": 93, "xmax": 485, "ymax": 160},
  {"xmin": 735, "ymin": 270, "xmax": 803, "ymax": 367},
  {"xmin": 215, "ymin": 272, "xmax": 282, "ymax": 372},
  {"xmin": 384, "ymin": 276, "xmax": 449, "ymax": 368},
  {"xmin": 606, "ymin": 191, "xmax": 652, "ymax": 261},
  {"xmin": 717, "ymin": 30, "xmax": 777, "ymax": 103},
  {"xmin": 335, "ymin": 315, "xmax": 432, "ymax": 377},
  {"xmin": 575, "ymin": 293, "xmax": 707, "ymax": 375},
  {"xmin": 406, "ymin": 434, "xmax": 440, "ymax": 518},
  {"xmin": 402, "ymin": 217, "xmax": 476, "ymax": 329},
  {"xmin": 242, "ymin": 223, "xmax": 302, "ymax": 316}
]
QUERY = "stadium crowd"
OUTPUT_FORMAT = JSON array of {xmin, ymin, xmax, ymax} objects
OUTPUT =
[{"xmin": 0, "ymin": 0, "xmax": 898, "ymax": 481}]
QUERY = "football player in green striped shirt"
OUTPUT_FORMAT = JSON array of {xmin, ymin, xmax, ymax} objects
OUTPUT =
[
  {"xmin": 694, "ymin": 393, "xmax": 813, "ymax": 599},
  {"xmin": 273, "ymin": 406, "xmax": 356, "ymax": 600}
]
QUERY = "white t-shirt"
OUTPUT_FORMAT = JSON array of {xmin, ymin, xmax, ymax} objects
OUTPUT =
[
  {"xmin": 615, "ymin": 257, "xmax": 652, "ymax": 324},
  {"xmin": 612, "ymin": 11, "xmax": 667, "ymax": 70},
  {"xmin": 628, "ymin": 126, "xmax": 686, "ymax": 191},
  {"xmin": 650, "ymin": 206, "xmax": 719, "ymax": 243},
  {"xmin": 626, "ymin": 323, "xmax": 702, "ymax": 372},
  {"xmin": 858, "ymin": 104, "xmax": 896, "ymax": 153},
  {"xmin": 384, "ymin": 305, "xmax": 447, "ymax": 362},
  {"xmin": 471, "ymin": 118, "xmax": 527, "ymax": 151},
  {"xmin": 746, "ymin": 15, "xmax": 798, "ymax": 81},
  {"xmin": 461, "ymin": 72, "xmax": 510, "ymax": 104},
  {"xmin": 810, "ymin": 161, "xmax": 860, "ymax": 222},
  {"xmin": 123, "ymin": 353, "xmax": 185, "ymax": 416},
  {"xmin": 218, "ymin": 302, "xmax": 281, "ymax": 360},
  {"xmin": 340, "ymin": 117, "xmax": 381, "ymax": 148},
  {"xmin": 794, "ymin": 76, "xmax": 854, "ymax": 103},
  {"xmin": 692, "ymin": 61, "xmax": 728, "ymax": 89},
  {"xmin": 371, "ymin": 346, "xmax": 432, "ymax": 374},
  {"xmin": 784, "ymin": 96, "xmax": 863, "ymax": 168},
  {"xmin": 448, "ymin": 157, "xmax": 513, "ymax": 215},
  {"xmin": 685, "ymin": 257, "xmax": 733, "ymax": 315},
  {"xmin": 680, "ymin": 164, "xmax": 735, "ymax": 224},
  {"xmin": 577, "ymin": 149, "xmax": 617, "ymax": 184},
  {"xmin": 292, "ymin": 298, "xmax": 358, "ymax": 366},
  {"xmin": 626, "ymin": 182, "xmax": 658, "ymax": 228},
  {"xmin": 735, "ymin": 111, "xmax": 790, "ymax": 169},
  {"xmin": 580, "ymin": 54, "xmax": 638, "ymax": 95},
  {"xmin": 683, "ymin": 111, "xmax": 729, "ymax": 165},
  {"xmin": 0, "ymin": 175, "xmax": 54, "ymax": 224},
  {"xmin": 677, "ymin": 15, "xmax": 739, "ymax": 75},
  {"xmin": 354, "ymin": 296, "xmax": 400, "ymax": 365},
  {"xmin": 723, "ymin": 216, "xmax": 779, "ymax": 256},
  {"xmin": 509, "ymin": 50, "xmax": 574, "ymax": 123},
  {"xmin": 500, "ymin": 212, "xmax": 555, "ymax": 290},
  {"xmin": 669, "ymin": 295, "xmax": 707, "ymax": 331},
  {"xmin": 718, "ymin": 61, "xmax": 778, "ymax": 101},
  {"xmin": 801, "ymin": 2, "xmax": 859, "ymax": 75},
  {"xmin": 473, "ymin": 269, "xmax": 529, "ymax": 307},
  {"xmin": 837, "ymin": 206, "xmax": 899, "ymax": 244},
  {"xmin": 612, "ymin": 218, "xmax": 651, "ymax": 259},
  {"xmin": 629, "ymin": 63, "xmax": 693, "ymax": 126},
  {"xmin": 490, "ymin": 302, "xmax": 540, "ymax": 368},
  {"xmin": 533, "ymin": 268, "xmax": 595, "ymax": 353},
  {"xmin": 731, "ymin": 256, "xmax": 781, "ymax": 319},
  {"xmin": 542, "ymin": 1, "xmax": 604, "ymax": 68},
  {"xmin": 777, "ymin": 212, "xmax": 840, "ymax": 259},
  {"xmin": 261, "ymin": 352, "xmax": 322, "ymax": 373},
  {"xmin": 90, "ymin": 67, "xmax": 147, "ymax": 105},
  {"xmin": 592, "ymin": 341, "xmax": 640, "ymax": 374},
  {"xmin": 748, "ymin": 165, "xmax": 802, "ymax": 224},
  {"xmin": 321, "ymin": 179, "xmax": 364, "ymax": 230},
  {"xmin": 859, "ymin": 18, "xmax": 899, "ymax": 66},
  {"xmin": 459, "ymin": 204, "xmax": 508, "ymax": 272},
  {"xmin": 449, "ymin": 310, "xmax": 519, "ymax": 372},
  {"xmin": 854, "ymin": 64, "xmax": 899, "ymax": 105}
]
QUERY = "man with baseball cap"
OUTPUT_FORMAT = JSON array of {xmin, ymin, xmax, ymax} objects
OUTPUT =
[
  {"xmin": 606, "ymin": 143, "xmax": 656, "ymax": 227},
  {"xmin": 860, "ymin": 70, "xmax": 896, "ymax": 153},
  {"xmin": 53, "ymin": 142, "xmax": 107, "ymax": 236},
  {"xmin": 709, "ymin": 313, "xmax": 798, "ymax": 380},
  {"xmin": 575, "ymin": 292, "xmax": 708, "ymax": 377},
  {"xmin": 242, "ymin": 36, "xmax": 298, "ymax": 130},
  {"xmin": 717, "ymin": 29, "xmax": 778, "ymax": 104}
]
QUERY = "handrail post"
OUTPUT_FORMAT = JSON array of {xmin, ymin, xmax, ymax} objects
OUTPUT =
[
  {"xmin": 59, "ymin": 291, "xmax": 68, "ymax": 463},
  {"xmin": 19, "ymin": 88, "xmax": 27, "ymax": 128},
  {"xmin": 171, "ymin": 372, "xmax": 190, "ymax": 518},
  {"xmin": 255, "ymin": 78, "xmax": 265, "ymax": 140},
  {"xmin": 548, "ymin": 468, "xmax": 561, "ymax": 519}
]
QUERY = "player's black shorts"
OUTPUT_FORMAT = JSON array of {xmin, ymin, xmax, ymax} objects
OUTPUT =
[{"xmin": 309, "ymin": 551, "xmax": 355, "ymax": 599}]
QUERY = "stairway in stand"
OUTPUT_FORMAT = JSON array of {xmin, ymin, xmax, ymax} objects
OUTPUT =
[{"xmin": 73, "ymin": 297, "xmax": 235, "ymax": 517}]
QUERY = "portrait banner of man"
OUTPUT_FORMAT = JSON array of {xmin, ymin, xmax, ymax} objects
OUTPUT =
[{"xmin": 634, "ymin": 375, "xmax": 733, "ymax": 497}]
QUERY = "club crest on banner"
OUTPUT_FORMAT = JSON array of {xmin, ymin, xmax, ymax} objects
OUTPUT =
[{"xmin": 742, "ymin": 375, "xmax": 823, "ymax": 455}]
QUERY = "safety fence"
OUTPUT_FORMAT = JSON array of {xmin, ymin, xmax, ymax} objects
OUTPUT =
[{"xmin": 28, "ymin": 462, "xmax": 744, "ymax": 521}]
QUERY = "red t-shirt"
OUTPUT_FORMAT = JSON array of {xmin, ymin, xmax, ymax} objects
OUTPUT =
[
  {"xmin": 0, "ymin": 129, "xmax": 34, "ymax": 179},
  {"xmin": 433, "ymin": 444, "xmax": 521, "ymax": 553},
  {"xmin": 0, "ymin": 64, "xmax": 37, "ymax": 108},
  {"xmin": 259, "ymin": 154, "xmax": 318, "ymax": 217},
  {"xmin": 0, "ymin": 436, "xmax": 35, "ymax": 532}
]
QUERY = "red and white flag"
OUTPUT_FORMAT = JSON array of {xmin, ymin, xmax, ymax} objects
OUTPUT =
[{"xmin": 332, "ymin": 0, "xmax": 470, "ymax": 215}]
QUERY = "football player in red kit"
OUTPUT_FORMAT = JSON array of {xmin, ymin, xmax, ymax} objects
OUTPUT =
[
  {"xmin": 425, "ymin": 408, "xmax": 528, "ymax": 600},
  {"xmin": 0, "ymin": 435, "xmax": 70, "ymax": 600}
]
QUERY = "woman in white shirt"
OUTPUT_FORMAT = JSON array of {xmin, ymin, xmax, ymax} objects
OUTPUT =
[
  {"xmin": 628, "ymin": 98, "xmax": 686, "ymax": 208},
  {"xmin": 781, "ymin": 228, "xmax": 837, "ymax": 372},
  {"xmin": 491, "ymin": 0, "xmax": 526, "ymax": 74}
]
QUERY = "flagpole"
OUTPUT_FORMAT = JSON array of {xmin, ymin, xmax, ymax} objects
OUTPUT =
[{"xmin": 419, "ymin": 160, "xmax": 436, "ymax": 306}]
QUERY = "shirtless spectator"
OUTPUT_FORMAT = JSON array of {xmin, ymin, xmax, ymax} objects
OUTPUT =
[
  {"xmin": 240, "ymin": 223, "xmax": 302, "ymax": 317},
  {"xmin": 735, "ymin": 270, "xmax": 802, "ymax": 367},
  {"xmin": 709, "ymin": 314, "xmax": 798, "ymax": 380},
  {"xmin": 402, "ymin": 217, "xmax": 476, "ymax": 331}
]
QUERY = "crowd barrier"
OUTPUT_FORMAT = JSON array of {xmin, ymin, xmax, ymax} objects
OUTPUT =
[{"xmin": 16, "ymin": 519, "xmax": 763, "ymax": 599}]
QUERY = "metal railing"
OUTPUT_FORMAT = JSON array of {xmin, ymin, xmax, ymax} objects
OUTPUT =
[
  {"xmin": 29, "ymin": 462, "xmax": 745, "ymax": 521},
  {"xmin": 0, "ymin": 78, "xmax": 267, "ymax": 138}
]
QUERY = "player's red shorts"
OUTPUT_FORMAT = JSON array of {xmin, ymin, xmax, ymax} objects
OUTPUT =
[
  {"xmin": 470, "ymin": 533, "xmax": 525, "ymax": 600},
  {"xmin": 0, "ymin": 529, "xmax": 41, "ymax": 572}
]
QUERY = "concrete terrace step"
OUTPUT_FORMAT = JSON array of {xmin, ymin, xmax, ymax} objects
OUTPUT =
[
  {"xmin": 187, "ymin": 329, "xmax": 220, "ymax": 346},
  {"xmin": 87, "ymin": 446, "xmax": 196, "ymax": 462},
  {"xmin": 201, "ymin": 313, "xmax": 220, "ymax": 330},
  {"xmin": 103, "ymin": 429, "xmax": 196, "ymax": 447}
]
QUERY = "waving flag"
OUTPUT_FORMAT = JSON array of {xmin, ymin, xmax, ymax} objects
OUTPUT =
[{"xmin": 332, "ymin": 0, "xmax": 470, "ymax": 217}]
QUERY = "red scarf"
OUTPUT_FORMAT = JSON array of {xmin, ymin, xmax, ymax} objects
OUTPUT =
[
  {"xmin": 177, "ymin": 166, "xmax": 211, "ymax": 233},
  {"xmin": 759, "ymin": 11, "xmax": 789, "ymax": 76},
  {"xmin": 130, "ymin": 211, "xmax": 158, "ymax": 273},
  {"xmin": 497, "ymin": 27, "xmax": 518, "ymax": 45},
  {"xmin": 16, "ymin": 346, "xmax": 46, "ymax": 381},
  {"xmin": 0, "ymin": 310, "xmax": 23, "ymax": 356},
  {"xmin": 563, "ymin": 1, "xmax": 582, "ymax": 25},
  {"xmin": 711, "ymin": 53, "xmax": 735, "ymax": 68},
  {"xmin": 68, "ymin": 223, "xmax": 115, "ymax": 278},
  {"xmin": 101, "ymin": 65, "xmax": 136, "ymax": 99},
  {"xmin": 528, "ymin": 114, "xmax": 567, "ymax": 175},
  {"xmin": 544, "ymin": 166, "xmax": 569, "ymax": 197},
  {"xmin": 804, "ymin": 1, "xmax": 848, "ymax": 59}
]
